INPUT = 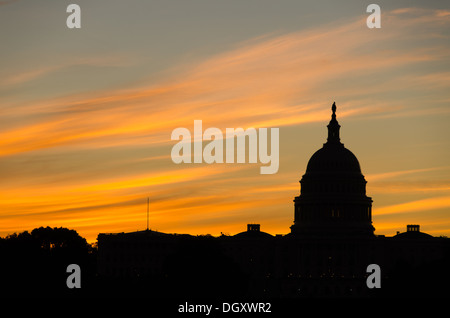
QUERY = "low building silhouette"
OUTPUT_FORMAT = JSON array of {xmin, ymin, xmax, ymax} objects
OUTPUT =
[{"xmin": 97, "ymin": 103, "xmax": 450, "ymax": 297}]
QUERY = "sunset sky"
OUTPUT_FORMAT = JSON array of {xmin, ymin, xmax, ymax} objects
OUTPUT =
[{"xmin": 1, "ymin": 0, "xmax": 450, "ymax": 243}]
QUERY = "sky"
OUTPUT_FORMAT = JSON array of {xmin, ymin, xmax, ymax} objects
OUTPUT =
[{"xmin": 1, "ymin": 0, "xmax": 449, "ymax": 243}]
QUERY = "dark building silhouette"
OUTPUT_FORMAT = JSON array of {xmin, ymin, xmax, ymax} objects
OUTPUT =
[
  {"xmin": 291, "ymin": 102, "xmax": 374, "ymax": 237},
  {"xmin": 97, "ymin": 103, "xmax": 450, "ymax": 298}
]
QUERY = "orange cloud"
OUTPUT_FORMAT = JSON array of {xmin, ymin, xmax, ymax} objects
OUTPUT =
[
  {"xmin": 1, "ymin": 7, "xmax": 449, "ymax": 241},
  {"xmin": 2, "ymin": 8, "xmax": 448, "ymax": 158},
  {"xmin": 375, "ymin": 196, "xmax": 450, "ymax": 215}
]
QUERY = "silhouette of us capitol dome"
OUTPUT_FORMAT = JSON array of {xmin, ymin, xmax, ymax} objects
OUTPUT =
[
  {"xmin": 290, "ymin": 102, "xmax": 375, "ymax": 237},
  {"xmin": 97, "ymin": 102, "xmax": 449, "ymax": 298}
]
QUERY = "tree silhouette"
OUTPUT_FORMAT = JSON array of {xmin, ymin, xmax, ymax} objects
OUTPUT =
[{"xmin": 0, "ymin": 226, "xmax": 95, "ymax": 297}]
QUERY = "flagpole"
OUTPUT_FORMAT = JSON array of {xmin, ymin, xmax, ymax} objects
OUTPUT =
[{"xmin": 146, "ymin": 197, "xmax": 149, "ymax": 231}]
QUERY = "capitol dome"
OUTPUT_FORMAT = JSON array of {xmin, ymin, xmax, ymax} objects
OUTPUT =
[
  {"xmin": 306, "ymin": 145, "xmax": 361, "ymax": 174},
  {"xmin": 305, "ymin": 101, "xmax": 361, "ymax": 174},
  {"xmin": 290, "ymin": 102, "xmax": 374, "ymax": 237}
]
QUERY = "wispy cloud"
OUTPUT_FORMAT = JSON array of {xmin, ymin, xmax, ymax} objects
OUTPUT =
[
  {"xmin": 370, "ymin": 181, "xmax": 450, "ymax": 194},
  {"xmin": 1, "ymin": 54, "xmax": 135, "ymax": 87},
  {"xmin": 1, "ymin": 8, "xmax": 449, "ymax": 157},
  {"xmin": 375, "ymin": 196, "xmax": 450, "ymax": 216},
  {"xmin": 1, "ymin": 7, "xmax": 449, "ymax": 241},
  {"xmin": 366, "ymin": 167, "xmax": 446, "ymax": 182}
]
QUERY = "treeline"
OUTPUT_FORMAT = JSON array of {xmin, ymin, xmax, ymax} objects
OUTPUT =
[
  {"xmin": 0, "ymin": 226, "xmax": 96, "ymax": 297},
  {"xmin": 0, "ymin": 227, "xmax": 246, "ymax": 298}
]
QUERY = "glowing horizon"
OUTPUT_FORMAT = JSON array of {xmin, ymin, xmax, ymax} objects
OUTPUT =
[{"xmin": 1, "ymin": 2, "xmax": 450, "ymax": 243}]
